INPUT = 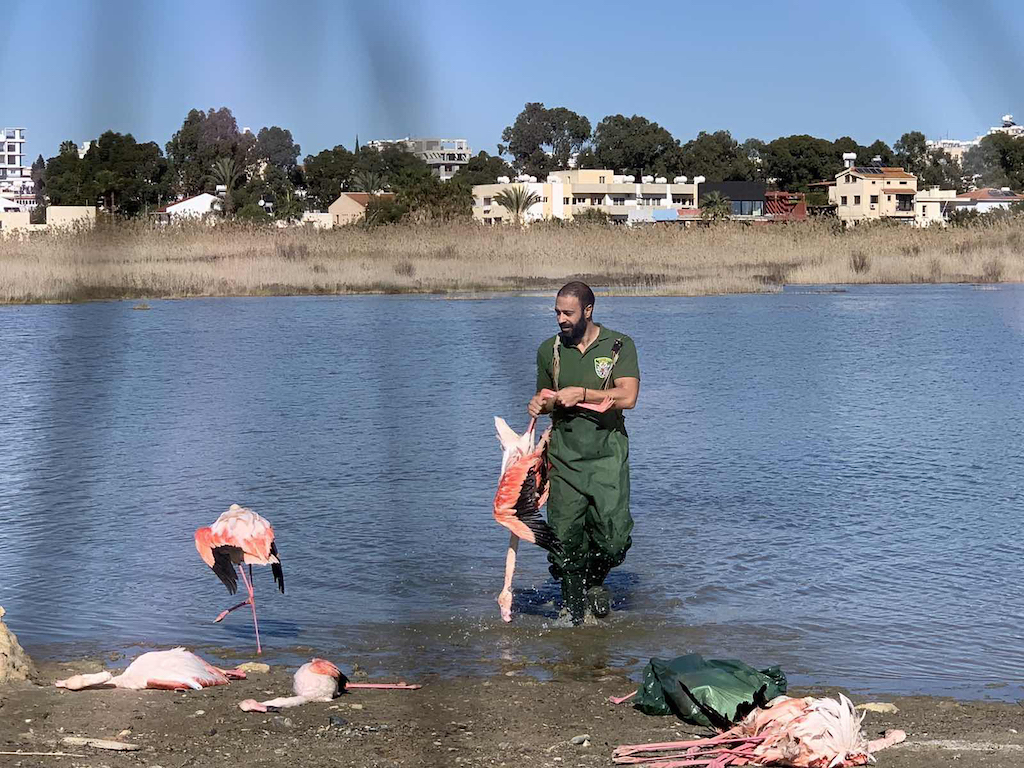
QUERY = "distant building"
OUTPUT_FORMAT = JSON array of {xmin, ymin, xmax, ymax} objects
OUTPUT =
[
  {"xmin": 828, "ymin": 154, "xmax": 917, "ymax": 225},
  {"xmin": 914, "ymin": 187, "xmax": 958, "ymax": 227},
  {"xmin": 927, "ymin": 114, "xmax": 1024, "ymax": 162},
  {"xmin": 328, "ymin": 192, "xmax": 395, "ymax": 226},
  {"xmin": 0, "ymin": 127, "xmax": 36, "ymax": 208},
  {"xmin": 472, "ymin": 169, "xmax": 701, "ymax": 225},
  {"xmin": 367, "ymin": 137, "xmax": 471, "ymax": 181},
  {"xmin": 151, "ymin": 193, "xmax": 222, "ymax": 223},
  {"xmin": 78, "ymin": 140, "xmax": 94, "ymax": 159},
  {"xmin": 952, "ymin": 187, "xmax": 1024, "ymax": 214}
]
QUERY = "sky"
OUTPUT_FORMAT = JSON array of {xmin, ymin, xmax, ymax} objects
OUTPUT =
[{"xmin": 4, "ymin": 0, "xmax": 1024, "ymax": 163}]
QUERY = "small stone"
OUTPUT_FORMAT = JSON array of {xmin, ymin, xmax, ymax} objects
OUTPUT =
[
  {"xmin": 571, "ymin": 734, "xmax": 591, "ymax": 745},
  {"xmin": 855, "ymin": 702, "xmax": 898, "ymax": 714},
  {"xmin": 194, "ymin": 710, "xmax": 205, "ymax": 716},
  {"xmin": 274, "ymin": 749, "xmax": 286, "ymax": 756},
  {"xmin": 1011, "ymin": 728, "xmax": 1018, "ymax": 734},
  {"xmin": 329, "ymin": 716, "xmax": 349, "ymax": 727},
  {"xmin": 117, "ymin": 729, "xmax": 132, "ymax": 737},
  {"xmin": 349, "ymin": 703, "xmax": 364, "ymax": 710},
  {"xmin": 272, "ymin": 716, "xmax": 294, "ymax": 728},
  {"xmin": 505, "ymin": 671, "xmax": 516, "ymax": 676},
  {"xmin": 237, "ymin": 662, "xmax": 270, "ymax": 674},
  {"xmin": 206, "ymin": 728, "xmax": 217, "ymax": 737}
]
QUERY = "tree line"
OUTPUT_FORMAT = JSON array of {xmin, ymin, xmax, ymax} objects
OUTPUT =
[{"xmin": 30, "ymin": 103, "xmax": 1024, "ymax": 223}]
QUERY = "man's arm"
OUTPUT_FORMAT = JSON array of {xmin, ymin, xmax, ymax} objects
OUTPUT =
[
  {"xmin": 529, "ymin": 343, "xmax": 557, "ymax": 417},
  {"xmin": 554, "ymin": 378, "xmax": 639, "ymax": 410}
]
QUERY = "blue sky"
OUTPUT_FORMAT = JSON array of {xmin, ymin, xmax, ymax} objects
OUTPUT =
[{"xmin": 4, "ymin": 1, "xmax": 1024, "ymax": 162}]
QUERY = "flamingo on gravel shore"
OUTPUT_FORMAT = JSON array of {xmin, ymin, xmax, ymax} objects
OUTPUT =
[
  {"xmin": 195, "ymin": 504, "xmax": 284, "ymax": 654},
  {"xmin": 54, "ymin": 647, "xmax": 246, "ymax": 691},
  {"xmin": 238, "ymin": 658, "xmax": 421, "ymax": 712}
]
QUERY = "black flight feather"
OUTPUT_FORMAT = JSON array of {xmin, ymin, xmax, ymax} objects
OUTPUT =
[
  {"xmin": 211, "ymin": 546, "xmax": 241, "ymax": 594},
  {"xmin": 270, "ymin": 540, "xmax": 285, "ymax": 593},
  {"xmin": 512, "ymin": 464, "xmax": 562, "ymax": 556}
]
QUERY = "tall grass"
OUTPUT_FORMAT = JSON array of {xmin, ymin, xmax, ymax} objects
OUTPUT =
[{"xmin": 1, "ymin": 218, "xmax": 1023, "ymax": 304}]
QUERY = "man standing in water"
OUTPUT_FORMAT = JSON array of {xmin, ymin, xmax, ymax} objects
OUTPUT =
[{"xmin": 528, "ymin": 281, "xmax": 640, "ymax": 626}]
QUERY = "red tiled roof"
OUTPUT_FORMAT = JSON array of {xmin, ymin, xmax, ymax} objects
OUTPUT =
[{"xmin": 956, "ymin": 187, "xmax": 1024, "ymax": 201}]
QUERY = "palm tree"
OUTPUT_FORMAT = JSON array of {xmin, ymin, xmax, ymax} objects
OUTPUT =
[
  {"xmin": 494, "ymin": 185, "xmax": 542, "ymax": 225},
  {"xmin": 700, "ymin": 191, "xmax": 732, "ymax": 223},
  {"xmin": 208, "ymin": 157, "xmax": 245, "ymax": 215},
  {"xmin": 350, "ymin": 169, "xmax": 388, "ymax": 194}
]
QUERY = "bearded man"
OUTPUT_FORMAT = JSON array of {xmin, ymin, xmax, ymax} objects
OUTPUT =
[{"xmin": 527, "ymin": 281, "xmax": 640, "ymax": 626}]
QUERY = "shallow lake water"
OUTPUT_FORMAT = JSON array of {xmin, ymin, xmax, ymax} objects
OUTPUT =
[{"xmin": 1, "ymin": 284, "xmax": 1022, "ymax": 699}]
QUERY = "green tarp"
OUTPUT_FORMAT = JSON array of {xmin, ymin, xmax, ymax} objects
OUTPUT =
[{"xmin": 634, "ymin": 653, "xmax": 787, "ymax": 729}]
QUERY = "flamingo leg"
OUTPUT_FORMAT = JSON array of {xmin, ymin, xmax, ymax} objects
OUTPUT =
[
  {"xmin": 214, "ymin": 598, "xmax": 252, "ymax": 623},
  {"xmin": 237, "ymin": 564, "xmax": 262, "ymax": 655}
]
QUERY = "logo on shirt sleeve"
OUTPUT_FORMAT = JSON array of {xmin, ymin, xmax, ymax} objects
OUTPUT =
[{"xmin": 594, "ymin": 356, "xmax": 613, "ymax": 379}]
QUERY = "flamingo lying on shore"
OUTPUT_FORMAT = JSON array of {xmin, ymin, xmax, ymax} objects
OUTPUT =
[
  {"xmin": 493, "ymin": 389, "xmax": 612, "ymax": 622},
  {"xmin": 612, "ymin": 694, "xmax": 906, "ymax": 767},
  {"xmin": 54, "ymin": 648, "xmax": 246, "ymax": 691},
  {"xmin": 238, "ymin": 658, "xmax": 420, "ymax": 712},
  {"xmin": 195, "ymin": 504, "xmax": 284, "ymax": 655}
]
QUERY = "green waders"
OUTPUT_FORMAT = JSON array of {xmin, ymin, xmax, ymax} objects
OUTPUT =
[
  {"xmin": 545, "ymin": 333, "xmax": 635, "ymax": 622},
  {"xmin": 547, "ymin": 421, "xmax": 633, "ymax": 621}
]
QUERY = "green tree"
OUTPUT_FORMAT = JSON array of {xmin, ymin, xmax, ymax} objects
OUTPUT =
[
  {"xmin": 251, "ymin": 126, "xmax": 300, "ymax": 172},
  {"xmin": 894, "ymin": 131, "xmax": 929, "ymax": 176},
  {"xmin": 964, "ymin": 133, "xmax": 1024, "ymax": 190},
  {"xmin": 456, "ymin": 151, "xmax": 513, "ymax": 187},
  {"xmin": 861, "ymin": 139, "xmax": 895, "ymax": 166},
  {"xmin": 207, "ymin": 156, "xmax": 245, "ymax": 214},
  {"xmin": 494, "ymin": 185, "xmax": 542, "ymax": 225},
  {"xmin": 700, "ymin": 190, "xmax": 731, "ymax": 222},
  {"xmin": 763, "ymin": 135, "xmax": 841, "ymax": 191},
  {"xmin": 592, "ymin": 114, "xmax": 681, "ymax": 177},
  {"xmin": 678, "ymin": 130, "xmax": 755, "ymax": 181},
  {"xmin": 920, "ymin": 149, "xmax": 965, "ymax": 192},
  {"xmin": 166, "ymin": 107, "xmax": 254, "ymax": 196},
  {"xmin": 350, "ymin": 169, "xmax": 388, "ymax": 193},
  {"xmin": 43, "ymin": 141, "xmax": 90, "ymax": 205},
  {"xmin": 302, "ymin": 145, "xmax": 356, "ymax": 210},
  {"xmin": 499, "ymin": 102, "xmax": 591, "ymax": 178}
]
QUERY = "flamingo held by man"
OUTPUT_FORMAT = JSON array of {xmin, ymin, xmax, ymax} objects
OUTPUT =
[
  {"xmin": 195, "ymin": 504, "xmax": 284, "ymax": 654},
  {"xmin": 238, "ymin": 658, "xmax": 421, "ymax": 712},
  {"xmin": 492, "ymin": 389, "xmax": 612, "ymax": 622}
]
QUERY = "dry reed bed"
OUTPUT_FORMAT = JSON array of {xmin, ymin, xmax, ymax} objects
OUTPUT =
[{"xmin": 0, "ymin": 219, "xmax": 1022, "ymax": 304}]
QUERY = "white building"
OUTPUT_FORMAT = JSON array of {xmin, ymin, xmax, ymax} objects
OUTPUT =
[
  {"xmin": 952, "ymin": 187, "xmax": 1024, "ymax": 214},
  {"xmin": 914, "ymin": 187, "xmax": 958, "ymax": 227},
  {"xmin": 927, "ymin": 114, "xmax": 1024, "ymax": 163},
  {"xmin": 151, "ymin": 193, "xmax": 222, "ymax": 223},
  {"xmin": 367, "ymin": 137, "xmax": 471, "ymax": 181},
  {"xmin": 0, "ymin": 127, "xmax": 36, "ymax": 208}
]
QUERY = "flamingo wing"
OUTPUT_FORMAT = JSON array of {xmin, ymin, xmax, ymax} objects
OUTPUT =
[
  {"xmin": 211, "ymin": 546, "xmax": 242, "ymax": 594},
  {"xmin": 494, "ymin": 456, "xmax": 561, "ymax": 555},
  {"xmin": 270, "ymin": 541, "xmax": 285, "ymax": 593}
]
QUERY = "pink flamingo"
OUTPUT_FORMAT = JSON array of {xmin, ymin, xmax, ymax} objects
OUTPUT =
[
  {"xmin": 54, "ymin": 647, "xmax": 246, "ymax": 691},
  {"xmin": 195, "ymin": 504, "xmax": 284, "ymax": 654},
  {"xmin": 238, "ymin": 658, "xmax": 421, "ymax": 712},
  {"xmin": 612, "ymin": 694, "xmax": 906, "ymax": 767},
  {"xmin": 493, "ymin": 389, "xmax": 613, "ymax": 622}
]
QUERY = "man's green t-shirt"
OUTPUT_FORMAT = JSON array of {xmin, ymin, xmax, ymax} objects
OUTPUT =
[{"xmin": 536, "ymin": 325, "xmax": 640, "ymax": 436}]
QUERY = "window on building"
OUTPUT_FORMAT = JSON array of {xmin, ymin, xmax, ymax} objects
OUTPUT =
[
  {"xmin": 573, "ymin": 197, "xmax": 586, "ymax": 205},
  {"xmin": 870, "ymin": 195, "xmax": 878, "ymax": 204},
  {"xmin": 672, "ymin": 194, "xmax": 692, "ymax": 204},
  {"xmin": 841, "ymin": 196, "xmax": 848, "ymax": 205},
  {"xmin": 563, "ymin": 197, "xmax": 569, "ymax": 205},
  {"xmin": 854, "ymin": 195, "xmax": 861, "ymax": 205},
  {"xmin": 613, "ymin": 197, "xmax": 624, "ymax": 206},
  {"xmin": 5, "ymin": 144, "xmax": 13, "ymax": 152},
  {"xmin": 887, "ymin": 196, "xmax": 891, "ymax": 201},
  {"xmin": 483, "ymin": 197, "xmax": 491, "ymax": 206},
  {"xmin": 541, "ymin": 197, "xmax": 548, "ymax": 203},
  {"xmin": 900, "ymin": 181, "xmax": 907, "ymax": 185},
  {"xmin": 7, "ymin": 156, "xmax": 14, "ymax": 165},
  {"xmin": 599, "ymin": 176, "xmax": 606, "ymax": 183}
]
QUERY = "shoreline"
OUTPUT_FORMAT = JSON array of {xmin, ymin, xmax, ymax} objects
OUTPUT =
[
  {"xmin": 0, "ymin": 278, "xmax": 1018, "ymax": 307},
  {"xmin": 3, "ymin": 657, "xmax": 1023, "ymax": 767}
]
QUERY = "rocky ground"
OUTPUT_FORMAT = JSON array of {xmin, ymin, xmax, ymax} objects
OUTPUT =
[{"xmin": 2, "ymin": 658, "xmax": 1023, "ymax": 768}]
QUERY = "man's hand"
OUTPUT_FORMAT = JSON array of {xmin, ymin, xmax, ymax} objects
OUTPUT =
[
  {"xmin": 555, "ymin": 386, "xmax": 585, "ymax": 409},
  {"xmin": 528, "ymin": 392, "xmax": 549, "ymax": 418}
]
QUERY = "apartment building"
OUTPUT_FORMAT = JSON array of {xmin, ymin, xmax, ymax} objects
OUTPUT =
[
  {"xmin": 367, "ymin": 137, "xmax": 471, "ymax": 181},
  {"xmin": 0, "ymin": 127, "xmax": 35, "ymax": 208},
  {"xmin": 828, "ymin": 154, "xmax": 917, "ymax": 224},
  {"xmin": 472, "ymin": 169, "xmax": 701, "ymax": 225}
]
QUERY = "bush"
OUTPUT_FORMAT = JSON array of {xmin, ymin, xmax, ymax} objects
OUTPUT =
[
  {"xmin": 983, "ymin": 257, "xmax": 1004, "ymax": 282},
  {"xmin": 850, "ymin": 249, "xmax": 871, "ymax": 274}
]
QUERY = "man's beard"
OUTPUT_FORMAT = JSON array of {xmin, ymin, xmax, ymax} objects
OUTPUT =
[{"xmin": 559, "ymin": 315, "xmax": 587, "ymax": 345}]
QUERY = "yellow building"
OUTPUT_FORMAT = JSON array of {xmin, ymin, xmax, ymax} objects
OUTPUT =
[
  {"xmin": 472, "ymin": 169, "xmax": 701, "ymax": 225},
  {"xmin": 828, "ymin": 154, "xmax": 917, "ymax": 225},
  {"xmin": 327, "ymin": 192, "xmax": 395, "ymax": 226}
]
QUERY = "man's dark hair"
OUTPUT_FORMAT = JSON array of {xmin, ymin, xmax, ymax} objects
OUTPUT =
[{"xmin": 557, "ymin": 281, "xmax": 595, "ymax": 310}]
